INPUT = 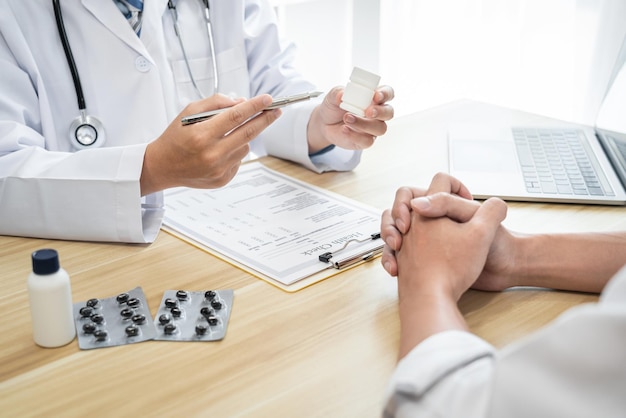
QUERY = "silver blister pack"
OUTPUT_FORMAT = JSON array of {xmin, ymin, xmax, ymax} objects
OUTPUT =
[
  {"xmin": 153, "ymin": 289, "xmax": 234, "ymax": 341},
  {"xmin": 73, "ymin": 287, "xmax": 157, "ymax": 349}
]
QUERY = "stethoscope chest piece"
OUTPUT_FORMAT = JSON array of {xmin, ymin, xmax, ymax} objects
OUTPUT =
[
  {"xmin": 69, "ymin": 112, "xmax": 106, "ymax": 149},
  {"xmin": 55, "ymin": 0, "xmax": 215, "ymax": 151},
  {"xmin": 54, "ymin": 0, "xmax": 107, "ymax": 151}
]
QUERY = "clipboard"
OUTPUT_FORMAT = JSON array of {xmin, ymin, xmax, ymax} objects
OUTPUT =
[
  {"xmin": 161, "ymin": 162, "xmax": 384, "ymax": 292},
  {"xmin": 162, "ymin": 226, "xmax": 383, "ymax": 292}
]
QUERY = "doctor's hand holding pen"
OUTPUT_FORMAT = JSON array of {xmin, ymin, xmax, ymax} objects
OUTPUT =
[{"xmin": 140, "ymin": 94, "xmax": 281, "ymax": 196}]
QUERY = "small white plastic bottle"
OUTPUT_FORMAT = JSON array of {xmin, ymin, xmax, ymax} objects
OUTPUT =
[
  {"xmin": 340, "ymin": 67, "xmax": 381, "ymax": 117},
  {"xmin": 27, "ymin": 249, "xmax": 76, "ymax": 347}
]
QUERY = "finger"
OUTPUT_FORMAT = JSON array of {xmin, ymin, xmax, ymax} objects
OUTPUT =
[
  {"xmin": 381, "ymin": 208, "xmax": 402, "ymax": 251},
  {"xmin": 477, "ymin": 197, "xmax": 508, "ymax": 224},
  {"xmin": 324, "ymin": 86, "xmax": 343, "ymax": 107},
  {"xmin": 213, "ymin": 94, "xmax": 275, "ymax": 138},
  {"xmin": 381, "ymin": 244, "xmax": 398, "ymax": 277},
  {"xmin": 224, "ymin": 140, "xmax": 251, "ymax": 164},
  {"xmin": 426, "ymin": 172, "xmax": 473, "ymax": 200},
  {"xmin": 373, "ymin": 85, "xmax": 395, "ymax": 104},
  {"xmin": 470, "ymin": 197, "xmax": 508, "ymax": 241},
  {"xmin": 184, "ymin": 94, "xmax": 247, "ymax": 116},
  {"xmin": 363, "ymin": 104, "xmax": 394, "ymax": 121},
  {"xmin": 410, "ymin": 193, "xmax": 482, "ymax": 223},
  {"xmin": 211, "ymin": 160, "xmax": 244, "ymax": 188},
  {"xmin": 342, "ymin": 115, "xmax": 388, "ymax": 138},
  {"xmin": 365, "ymin": 86, "xmax": 395, "ymax": 121},
  {"xmin": 391, "ymin": 187, "xmax": 426, "ymax": 233},
  {"xmin": 221, "ymin": 101, "xmax": 283, "ymax": 148}
]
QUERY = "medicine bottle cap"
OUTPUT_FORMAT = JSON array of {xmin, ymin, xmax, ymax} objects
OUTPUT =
[{"xmin": 32, "ymin": 249, "xmax": 61, "ymax": 275}]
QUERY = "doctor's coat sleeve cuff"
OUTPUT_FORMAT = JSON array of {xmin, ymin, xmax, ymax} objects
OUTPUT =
[
  {"xmin": 260, "ymin": 100, "xmax": 362, "ymax": 173},
  {"xmin": 0, "ymin": 144, "xmax": 163, "ymax": 243},
  {"xmin": 120, "ymin": 144, "xmax": 164, "ymax": 243},
  {"xmin": 383, "ymin": 330, "xmax": 496, "ymax": 418}
]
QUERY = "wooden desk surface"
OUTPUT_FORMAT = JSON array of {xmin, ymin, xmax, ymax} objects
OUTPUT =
[{"xmin": 1, "ymin": 100, "xmax": 624, "ymax": 417}]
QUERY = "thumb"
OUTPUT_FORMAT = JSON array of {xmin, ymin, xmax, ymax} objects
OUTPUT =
[
  {"xmin": 411, "ymin": 193, "xmax": 481, "ymax": 223},
  {"xmin": 325, "ymin": 86, "xmax": 343, "ymax": 107},
  {"xmin": 471, "ymin": 197, "xmax": 508, "ymax": 240}
]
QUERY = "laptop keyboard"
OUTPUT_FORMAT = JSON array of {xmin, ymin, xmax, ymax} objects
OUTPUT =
[{"xmin": 513, "ymin": 128, "xmax": 614, "ymax": 196}]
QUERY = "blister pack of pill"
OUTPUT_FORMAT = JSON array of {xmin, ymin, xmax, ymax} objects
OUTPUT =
[
  {"xmin": 73, "ymin": 287, "xmax": 157, "ymax": 350},
  {"xmin": 153, "ymin": 289, "xmax": 234, "ymax": 342}
]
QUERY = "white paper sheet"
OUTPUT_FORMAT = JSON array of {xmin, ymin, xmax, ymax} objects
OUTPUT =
[{"xmin": 163, "ymin": 163, "xmax": 383, "ymax": 286}]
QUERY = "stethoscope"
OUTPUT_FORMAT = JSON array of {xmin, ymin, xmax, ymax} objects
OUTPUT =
[
  {"xmin": 52, "ymin": 0, "xmax": 219, "ymax": 150},
  {"xmin": 168, "ymin": 0, "xmax": 219, "ymax": 99}
]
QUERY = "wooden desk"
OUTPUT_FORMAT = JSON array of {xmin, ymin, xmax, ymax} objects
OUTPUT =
[{"xmin": 1, "ymin": 100, "xmax": 624, "ymax": 417}]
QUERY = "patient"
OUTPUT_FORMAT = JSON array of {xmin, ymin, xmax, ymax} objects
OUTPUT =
[{"xmin": 379, "ymin": 172, "xmax": 626, "ymax": 417}]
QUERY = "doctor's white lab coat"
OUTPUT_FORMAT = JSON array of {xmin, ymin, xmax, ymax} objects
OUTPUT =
[{"xmin": 0, "ymin": 0, "xmax": 361, "ymax": 243}]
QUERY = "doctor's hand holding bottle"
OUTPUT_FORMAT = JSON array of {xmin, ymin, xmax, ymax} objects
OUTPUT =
[
  {"xmin": 140, "ymin": 86, "xmax": 395, "ymax": 197},
  {"xmin": 306, "ymin": 85, "xmax": 395, "ymax": 153}
]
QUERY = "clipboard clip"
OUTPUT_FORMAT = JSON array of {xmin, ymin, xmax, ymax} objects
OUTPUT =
[{"xmin": 318, "ymin": 233, "xmax": 383, "ymax": 269}]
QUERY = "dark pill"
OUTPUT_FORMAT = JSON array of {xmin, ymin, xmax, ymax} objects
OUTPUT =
[
  {"xmin": 207, "ymin": 315, "xmax": 218, "ymax": 326},
  {"xmin": 127, "ymin": 298, "xmax": 140, "ymax": 308},
  {"xmin": 120, "ymin": 308, "xmax": 134, "ymax": 319},
  {"xmin": 164, "ymin": 298, "xmax": 178, "ymax": 308},
  {"xmin": 94, "ymin": 330, "xmax": 108, "ymax": 341},
  {"xmin": 204, "ymin": 290, "xmax": 216, "ymax": 301},
  {"xmin": 210, "ymin": 299, "xmax": 222, "ymax": 310},
  {"xmin": 125, "ymin": 325, "xmax": 139, "ymax": 337},
  {"xmin": 170, "ymin": 307, "xmax": 182, "ymax": 318},
  {"xmin": 79, "ymin": 306, "xmax": 93, "ymax": 317},
  {"xmin": 132, "ymin": 314, "xmax": 146, "ymax": 324},
  {"xmin": 90, "ymin": 313, "xmax": 105, "ymax": 324},
  {"xmin": 116, "ymin": 293, "xmax": 130, "ymax": 304},
  {"xmin": 86, "ymin": 298, "xmax": 99, "ymax": 308},
  {"xmin": 159, "ymin": 313, "xmax": 171, "ymax": 325},
  {"xmin": 200, "ymin": 307, "xmax": 212, "ymax": 318},
  {"xmin": 195, "ymin": 324, "xmax": 208, "ymax": 335},
  {"xmin": 82, "ymin": 323, "xmax": 96, "ymax": 334},
  {"xmin": 175, "ymin": 290, "xmax": 189, "ymax": 300},
  {"xmin": 164, "ymin": 323, "xmax": 177, "ymax": 335}
]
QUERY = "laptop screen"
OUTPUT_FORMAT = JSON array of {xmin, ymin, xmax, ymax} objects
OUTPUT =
[{"xmin": 597, "ymin": 129, "xmax": 626, "ymax": 188}]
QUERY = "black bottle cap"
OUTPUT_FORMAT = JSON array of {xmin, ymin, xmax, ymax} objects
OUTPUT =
[{"xmin": 31, "ymin": 249, "xmax": 61, "ymax": 275}]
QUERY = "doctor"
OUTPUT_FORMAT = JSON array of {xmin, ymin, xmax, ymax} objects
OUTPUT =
[{"xmin": 0, "ymin": 0, "xmax": 394, "ymax": 243}]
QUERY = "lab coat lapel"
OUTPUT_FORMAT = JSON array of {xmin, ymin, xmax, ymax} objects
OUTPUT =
[{"xmin": 81, "ymin": 0, "xmax": 151, "ymax": 60}]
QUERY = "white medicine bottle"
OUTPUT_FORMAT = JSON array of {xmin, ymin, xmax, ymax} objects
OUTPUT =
[{"xmin": 27, "ymin": 249, "xmax": 76, "ymax": 348}]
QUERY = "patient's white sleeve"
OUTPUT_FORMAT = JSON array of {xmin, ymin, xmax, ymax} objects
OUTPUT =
[
  {"xmin": 384, "ymin": 266, "xmax": 626, "ymax": 418},
  {"xmin": 384, "ymin": 330, "xmax": 495, "ymax": 418}
]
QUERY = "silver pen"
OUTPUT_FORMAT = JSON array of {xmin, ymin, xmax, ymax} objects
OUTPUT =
[{"xmin": 181, "ymin": 91, "xmax": 323, "ymax": 126}]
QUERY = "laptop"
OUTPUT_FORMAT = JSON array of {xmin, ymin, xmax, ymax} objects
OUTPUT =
[{"xmin": 448, "ymin": 64, "xmax": 626, "ymax": 206}]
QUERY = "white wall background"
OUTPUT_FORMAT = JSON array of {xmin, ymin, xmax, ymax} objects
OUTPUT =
[
  {"xmin": 271, "ymin": 0, "xmax": 355, "ymax": 91},
  {"xmin": 271, "ymin": 0, "xmax": 626, "ymax": 124}
]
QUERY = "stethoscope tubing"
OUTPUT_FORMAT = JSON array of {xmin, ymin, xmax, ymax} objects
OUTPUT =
[
  {"xmin": 53, "ymin": 0, "xmax": 218, "ymax": 149},
  {"xmin": 168, "ymin": 0, "xmax": 219, "ymax": 98},
  {"xmin": 53, "ymin": 0, "xmax": 87, "ymax": 112}
]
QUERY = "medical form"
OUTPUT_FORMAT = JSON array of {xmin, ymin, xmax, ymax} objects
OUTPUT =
[{"xmin": 162, "ymin": 163, "xmax": 383, "ymax": 291}]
